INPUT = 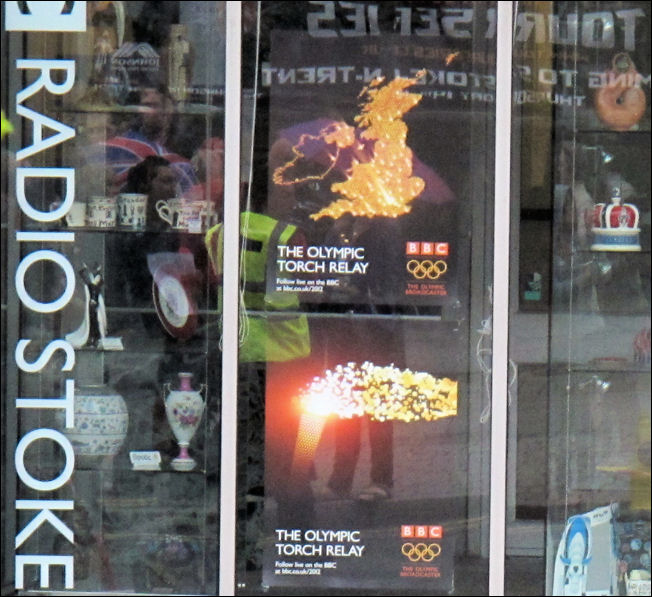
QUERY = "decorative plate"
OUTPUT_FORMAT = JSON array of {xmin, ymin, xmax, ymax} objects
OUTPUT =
[{"xmin": 152, "ymin": 266, "xmax": 198, "ymax": 339}]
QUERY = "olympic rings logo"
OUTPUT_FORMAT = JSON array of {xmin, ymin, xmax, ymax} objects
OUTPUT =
[
  {"xmin": 406, "ymin": 259, "xmax": 447, "ymax": 280},
  {"xmin": 401, "ymin": 542, "xmax": 442, "ymax": 562}
]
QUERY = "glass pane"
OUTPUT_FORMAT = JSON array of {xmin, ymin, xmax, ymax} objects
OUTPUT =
[
  {"xmin": 546, "ymin": 1, "xmax": 651, "ymax": 594},
  {"xmin": 2, "ymin": 3, "xmax": 225, "ymax": 593},
  {"xmin": 235, "ymin": 2, "xmax": 498, "ymax": 594},
  {"xmin": 510, "ymin": 1, "xmax": 650, "ymax": 595}
]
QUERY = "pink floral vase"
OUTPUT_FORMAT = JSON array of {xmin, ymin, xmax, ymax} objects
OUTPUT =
[{"xmin": 163, "ymin": 372, "xmax": 205, "ymax": 471}]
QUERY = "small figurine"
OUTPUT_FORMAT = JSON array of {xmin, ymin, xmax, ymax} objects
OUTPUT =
[
  {"xmin": 66, "ymin": 263, "xmax": 123, "ymax": 350},
  {"xmin": 83, "ymin": 263, "xmax": 106, "ymax": 347},
  {"xmin": 85, "ymin": 1, "xmax": 129, "ymax": 105},
  {"xmin": 166, "ymin": 25, "xmax": 192, "ymax": 104}
]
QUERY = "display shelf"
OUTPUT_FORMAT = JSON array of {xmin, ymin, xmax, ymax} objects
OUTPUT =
[
  {"xmin": 575, "ymin": 249, "xmax": 651, "ymax": 255},
  {"xmin": 68, "ymin": 344, "xmax": 214, "ymax": 358},
  {"xmin": 71, "ymin": 459, "xmax": 214, "ymax": 475},
  {"xmin": 103, "ymin": 531, "xmax": 212, "ymax": 542},
  {"xmin": 551, "ymin": 362, "xmax": 651, "ymax": 374},
  {"xmin": 574, "ymin": 128, "xmax": 651, "ymax": 136},
  {"xmin": 515, "ymin": 113, "xmax": 651, "ymax": 134},
  {"xmin": 550, "ymin": 120, "xmax": 651, "ymax": 137},
  {"xmin": 62, "ymin": 102, "xmax": 223, "ymax": 116},
  {"xmin": 20, "ymin": 224, "xmax": 221, "ymax": 235},
  {"xmin": 596, "ymin": 465, "xmax": 651, "ymax": 477}
]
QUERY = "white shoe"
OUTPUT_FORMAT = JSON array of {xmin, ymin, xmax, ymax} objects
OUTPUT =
[
  {"xmin": 314, "ymin": 486, "xmax": 349, "ymax": 501},
  {"xmin": 357, "ymin": 484, "xmax": 391, "ymax": 502}
]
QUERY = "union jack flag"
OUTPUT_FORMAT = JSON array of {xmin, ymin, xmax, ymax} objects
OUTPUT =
[{"xmin": 101, "ymin": 130, "xmax": 197, "ymax": 194}]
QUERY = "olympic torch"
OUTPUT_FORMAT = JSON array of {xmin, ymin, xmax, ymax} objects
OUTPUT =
[
  {"xmin": 290, "ymin": 362, "xmax": 459, "ymax": 483},
  {"xmin": 290, "ymin": 381, "xmax": 345, "ymax": 481}
]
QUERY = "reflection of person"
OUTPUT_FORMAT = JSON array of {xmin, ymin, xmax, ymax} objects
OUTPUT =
[
  {"xmin": 317, "ymin": 317, "xmax": 402, "ymax": 502},
  {"xmin": 106, "ymin": 157, "xmax": 181, "ymax": 336},
  {"xmin": 328, "ymin": 417, "xmax": 393, "ymax": 500},
  {"xmin": 205, "ymin": 211, "xmax": 312, "ymax": 531},
  {"xmin": 125, "ymin": 155, "xmax": 177, "ymax": 230},
  {"xmin": 204, "ymin": 211, "xmax": 310, "ymax": 363},
  {"xmin": 103, "ymin": 86, "xmax": 197, "ymax": 194},
  {"xmin": 186, "ymin": 137, "xmax": 225, "ymax": 215},
  {"xmin": 126, "ymin": 155, "xmax": 177, "ymax": 198},
  {"xmin": 138, "ymin": 86, "xmax": 174, "ymax": 145},
  {"xmin": 265, "ymin": 115, "xmax": 451, "ymax": 505}
]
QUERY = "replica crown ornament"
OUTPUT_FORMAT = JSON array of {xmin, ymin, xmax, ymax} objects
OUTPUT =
[{"xmin": 591, "ymin": 186, "xmax": 641, "ymax": 252}]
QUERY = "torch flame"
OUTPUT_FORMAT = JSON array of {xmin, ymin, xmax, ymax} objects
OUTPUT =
[
  {"xmin": 299, "ymin": 361, "xmax": 457, "ymax": 422},
  {"xmin": 291, "ymin": 361, "xmax": 457, "ymax": 483}
]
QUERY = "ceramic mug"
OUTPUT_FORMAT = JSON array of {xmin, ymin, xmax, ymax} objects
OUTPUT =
[
  {"xmin": 156, "ymin": 198, "xmax": 183, "ymax": 228},
  {"xmin": 87, "ymin": 196, "xmax": 117, "ymax": 228},
  {"xmin": 64, "ymin": 202, "xmax": 87, "ymax": 227},
  {"xmin": 117, "ymin": 193, "xmax": 148, "ymax": 229},
  {"xmin": 200, "ymin": 208, "xmax": 219, "ymax": 231},
  {"xmin": 156, "ymin": 199, "xmax": 205, "ymax": 233}
]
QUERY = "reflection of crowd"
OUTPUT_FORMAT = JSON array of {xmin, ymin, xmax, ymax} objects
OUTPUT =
[
  {"xmin": 261, "ymin": 109, "xmax": 458, "ymax": 532},
  {"xmin": 124, "ymin": 155, "xmax": 177, "ymax": 231},
  {"xmin": 97, "ymin": 84, "xmax": 223, "ymax": 335},
  {"xmin": 87, "ymin": 64, "xmax": 454, "ymax": 539},
  {"xmin": 102, "ymin": 86, "xmax": 225, "ymax": 216},
  {"xmin": 103, "ymin": 86, "xmax": 197, "ymax": 195},
  {"xmin": 265, "ymin": 315, "xmax": 403, "ymax": 515}
]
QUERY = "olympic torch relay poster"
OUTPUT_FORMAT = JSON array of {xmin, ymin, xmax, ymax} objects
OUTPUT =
[
  {"xmin": 263, "ymin": 318, "xmax": 461, "ymax": 592},
  {"xmin": 261, "ymin": 26, "xmax": 481, "ymax": 591},
  {"xmin": 264, "ymin": 30, "xmax": 465, "ymax": 312}
]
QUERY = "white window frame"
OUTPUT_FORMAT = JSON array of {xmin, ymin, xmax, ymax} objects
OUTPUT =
[{"xmin": 218, "ymin": 2, "xmax": 514, "ymax": 595}]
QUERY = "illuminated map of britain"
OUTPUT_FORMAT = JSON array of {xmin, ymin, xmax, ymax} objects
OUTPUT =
[{"xmin": 273, "ymin": 71, "xmax": 426, "ymax": 220}]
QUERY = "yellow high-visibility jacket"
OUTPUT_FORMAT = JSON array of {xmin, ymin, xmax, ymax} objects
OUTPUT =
[{"xmin": 205, "ymin": 212, "xmax": 310, "ymax": 362}]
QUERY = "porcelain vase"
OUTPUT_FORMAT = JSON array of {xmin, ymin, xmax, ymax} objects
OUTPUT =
[
  {"xmin": 163, "ymin": 372, "xmax": 205, "ymax": 471},
  {"xmin": 60, "ymin": 384, "xmax": 129, "ymax": 458}
]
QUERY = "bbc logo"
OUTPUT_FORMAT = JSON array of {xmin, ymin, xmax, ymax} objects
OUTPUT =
[
  {"xmin": 406, "ymin": 242, "xmax": 449, "ymax": 256},
  {"xmin": 401, "ymin": 525, "xmax": 443, "ymax": 539}
]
